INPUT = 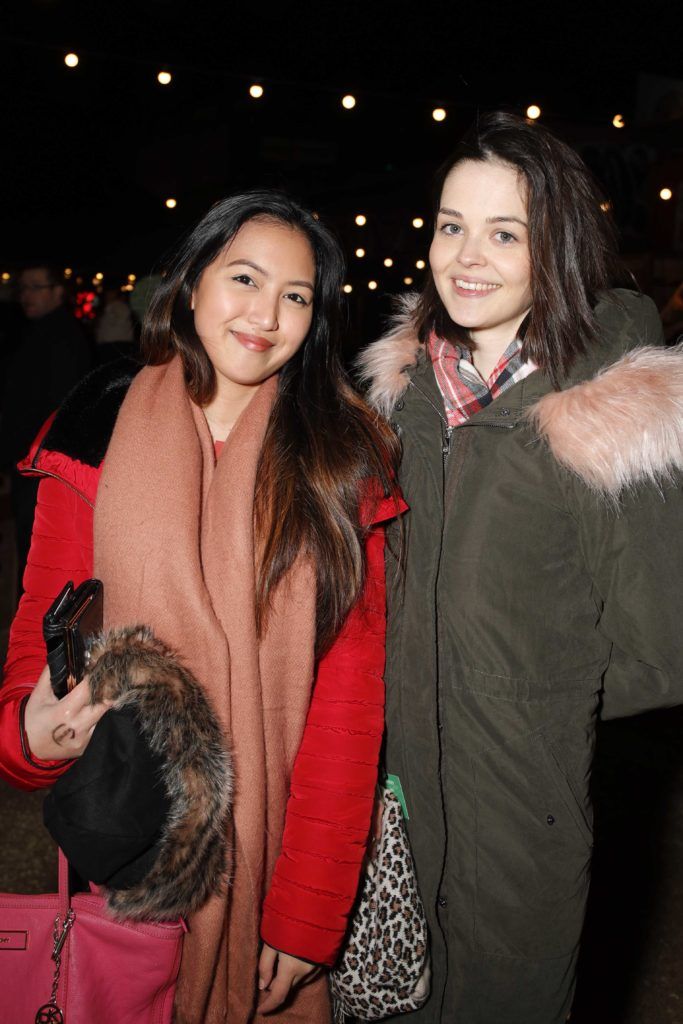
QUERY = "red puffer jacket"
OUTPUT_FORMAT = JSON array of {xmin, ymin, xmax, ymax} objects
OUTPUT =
[{"xmin": 0, "ymin": 363, "xmax": 403, "ymax": 967}]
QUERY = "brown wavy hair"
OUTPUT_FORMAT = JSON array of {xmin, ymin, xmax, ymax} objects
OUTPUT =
[
  {"xmin": 141, "ymin": 191, "xmax": 399, "ymax": 654},
  {"xmin": 415, "ymin": 111, "xmax": 625, "ymax": 387}
]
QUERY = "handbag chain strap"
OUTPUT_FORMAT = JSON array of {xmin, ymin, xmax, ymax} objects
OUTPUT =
[{"xmin": 34, "ymin": 909, "xmax": 76, "ymax": 1024}]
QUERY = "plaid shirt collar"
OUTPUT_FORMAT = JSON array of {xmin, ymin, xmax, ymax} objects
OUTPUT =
[{"xmin": 428, "ymin": 331, "xmax": 537, "ymax": 427}]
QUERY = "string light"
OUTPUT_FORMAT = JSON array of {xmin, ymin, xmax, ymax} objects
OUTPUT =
[
  {"xmin": 355, "ymin": 214, "xmax": 367, "ymax": 226},
  {"xmin": 342, "ymin": 95, "xmax": 356, "ymax": 110},
  {"xmin": 660, "ymin": 188, "xmax": 673, "ymax": 201},
  {"xmin": 64, "ymin": 53, "xmax": 79, "ymax": 68},
  {"xmin": 412, "ymin": 217, "xmax": 424, "ymax": 229},
  {"xmin": 383, "ymin": 258, "xmax": 394, "ymax": 268},
  {"xmin": 157, "ymin": 71, "xmax": 172, "ymax": 86},
  {"xmin": 368, "ymin": 280, "xmax": 378, "ymax": 291},
  {"xmin": 64, "ymin": 267, "xmax": 73, "ymax": 278},
  {"xmin": 95, "ymin": 272, "xmax": 103, "ymax": 281},
  {"xmin": 128, "ymin": 273, "xmax": 136, "ymax": 282},
  {"xmin": 432, "ymin": 108, "xmax": 447, "ymax": 122},
  {"xmin": 416, "ymin": 259, "xmax": 426, "ymax": 269},
  {"xmin": 249, "ymin": 84, "xmax": 264, "ymax": 99},
  {"xmin": 526, "ymin": 104, "xmax": 541, "ymax": 120},
  {"xmin": 403, "ymin": 276, "xmax": 414, "ymax": 285},
  {"xmin": 612, "ymin": 114, "xmax": 625, "ymax": 128},
  {"xmin": 1, "ymin": 272, "xmax": 10, "ymax": 282},
  {"xmin": 355, "ymin": 247, "xmax": 366, "ymax": 258},
  {"xmin": 600, "ymin": 201, "xmax": 611, "ymax": 212},
  {"xmin": 343, "ymin": 284, "xmax": 353, "ymax": 294},
  {"xmin": 165, "ymin": 197, "xmax": 177, "ymax": 209}
]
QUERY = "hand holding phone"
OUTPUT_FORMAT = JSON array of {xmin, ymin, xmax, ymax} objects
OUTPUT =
[{"xmin": 43, "ymin": 579, "xmax": 103, "ymax": 699}]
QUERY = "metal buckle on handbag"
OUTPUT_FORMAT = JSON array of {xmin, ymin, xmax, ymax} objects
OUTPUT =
[{"xmin": 34, "ymin": 909, "xmax": 75, "ymax": 1024}]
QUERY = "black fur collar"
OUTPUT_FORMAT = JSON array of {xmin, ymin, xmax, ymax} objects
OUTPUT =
[{"xmin": 39, "ymin": 358, "xmax": 142, "ymax": 467}]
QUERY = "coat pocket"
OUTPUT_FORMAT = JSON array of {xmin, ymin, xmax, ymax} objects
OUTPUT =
[{"xmin": 473, "ymin": 729, "xmax": 592, "ymax": 960}]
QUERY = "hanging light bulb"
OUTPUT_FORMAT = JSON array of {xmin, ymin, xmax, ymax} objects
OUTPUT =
[
  {"xmin": 416, "ymin": 259, "xmax": 426, "ymax": 270},
  {"xmin": 368, "ymin": 280, "xmax": 378, "ymax": 291},
  {"xmin": 165, "ymin": 197, "xmax": 177, "ymax": 209},
  {"xmin": 612, "ymin": 114, "xmax": 625, "ymax": 128},
  {"xmin": 383, "ymin": 258, "xmax": 394, "ymax": 268},
  {"xmin": 157, "ymin": 71, "xmax": 172, "ymax": 86},
  {"xmin": 355, "ymin": 214, "xmax": 367, "ymax": 226},
  {"xmin": 526, "ymin": 104, "xmax": 541, "ymax": 120},
  {"xmin": 412, "ymin": 217, "xmax": 424, "ymax": 229},
  {"xmin": 660, "ymin": 187, "xmax": 673, "ymax": 201},
  {"xmin": 64, "ymin": 53, "xmax": 79, "ymax": 68},
  {"xmin": 403, "ymin": 277, "xmax": 414, "ymax": 285},
  {"xmin": 342, "ymin": 95, "xmax": 356, "ymax": 110},
  {"xmin": 343, "ymin": 284, "xmax": 353, "ymax": 294},
  {"xmin": 355, "ymin": 248, "xmax": 366, "ymax": 258},
  {"xmin": 249, "ymin": 84, "xmax": 264, "ymax": 99},
  {"xmin": 432, "ymin": 108, "xmax": 447, "ymax": 122}
]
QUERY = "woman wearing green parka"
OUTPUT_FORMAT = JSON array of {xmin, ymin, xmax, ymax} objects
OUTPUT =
[{"xmin": 358, "ymin": 112, "xmax": 683, "ymax": 1024}]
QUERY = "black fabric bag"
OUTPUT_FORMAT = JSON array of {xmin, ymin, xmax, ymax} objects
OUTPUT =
[{"xmin": 43, "ymin": 707, "xmax": 170, "ymax": 889}]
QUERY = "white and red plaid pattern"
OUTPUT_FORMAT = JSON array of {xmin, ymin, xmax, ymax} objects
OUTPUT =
[{"xmin": 428, "ymin": 331, "xmax": 536, "ymax": 426}]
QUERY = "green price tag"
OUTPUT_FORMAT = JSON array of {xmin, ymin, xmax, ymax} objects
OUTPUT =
[{"xmin": 386, "ymin": 773, "xmax": 409, "ymax": 820}]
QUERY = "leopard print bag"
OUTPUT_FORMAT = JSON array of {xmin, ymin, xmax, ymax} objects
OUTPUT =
[{"xmin": 330, "ymin": 787, "xmax": 430, "ymax": 1021}]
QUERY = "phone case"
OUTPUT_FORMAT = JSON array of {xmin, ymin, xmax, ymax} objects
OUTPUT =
[{"xmin": 43, "ymin": 579, "xmax": 104, "ymax": 699}]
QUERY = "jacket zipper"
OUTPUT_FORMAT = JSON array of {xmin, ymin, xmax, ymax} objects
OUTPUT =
[{"xmin": 29, "ymin": 466, "xmax": 94, "ymax": 510}]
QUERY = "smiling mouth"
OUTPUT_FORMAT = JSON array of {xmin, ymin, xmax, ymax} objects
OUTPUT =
[
  {"xmin": 232, "ymin": 331, "xmax": 274, "ymax": 353},
  {"xmin": 453, "ymin": 278, "xmax": 502, "ymax": 293}
]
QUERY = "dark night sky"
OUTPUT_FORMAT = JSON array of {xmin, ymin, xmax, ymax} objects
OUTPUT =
[{"xmin": 1, "ymin": 0, "xmax": 681, "ymax": 277}]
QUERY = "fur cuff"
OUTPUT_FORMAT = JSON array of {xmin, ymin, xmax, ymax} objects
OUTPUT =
[
  {"xmin": 87, "ymin": 626, "xmax": 232, "ymax": 921},
  {"xmin": 528, "ymin": 345, "xmax": 683, "ymax": 496}
]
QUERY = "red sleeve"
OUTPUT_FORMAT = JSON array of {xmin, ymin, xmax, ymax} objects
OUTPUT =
[
  {"xmin": 260, "ymin": 522, "xmax": 387, "ymax": 967},
  {"xmin": 0, "ymin": 475, "xmax": 94, "ymax": 790}
]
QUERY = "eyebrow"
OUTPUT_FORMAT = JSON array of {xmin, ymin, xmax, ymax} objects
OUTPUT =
[
  {"xmin": 225, "ymin": 258, "xmax": 314, "ymax": 291},
  {"xmin": 438, "ymin": 207, "xmax": 528, "ymax": 227}
]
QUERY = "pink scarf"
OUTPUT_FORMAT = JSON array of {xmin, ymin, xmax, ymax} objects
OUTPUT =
[{"xmin": 94, "ymin": 356, "xmax": 330, "ymax": 1022}]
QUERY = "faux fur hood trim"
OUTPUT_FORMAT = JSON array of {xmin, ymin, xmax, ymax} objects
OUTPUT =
[
  {"xmin": 39, "ymin": 358, "xmax": 141, "ymax": 468},
  {"xmin": 87, "ymin": 625, "xmax": 232, "ymax": 922},
  {"xmin": 355, "ymin": 293, "xmax": 422, "ymax": 418},
  {"xmin": 527, "ymin": 344, "xmax": 683, "ymax": 497},
  {"xmin": 357, "ymin": 297, "xmax": 683, "ymax": 496}
]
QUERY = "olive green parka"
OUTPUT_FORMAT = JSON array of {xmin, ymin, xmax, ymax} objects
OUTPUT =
[{"xmin": 357, "ymin": 290, "xmax": 683, "ymax": 1024}]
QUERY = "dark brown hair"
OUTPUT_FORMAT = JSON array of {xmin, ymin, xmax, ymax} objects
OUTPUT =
[
  {"xmin": 415, "ymin": 111, "xmax": 625, "ymax": 386},
  {"xmin": 142, "ymin": 191, "xmax": 399, "ymax": 653}
]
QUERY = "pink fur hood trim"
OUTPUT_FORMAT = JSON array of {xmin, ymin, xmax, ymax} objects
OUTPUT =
[
  {"xmin": 527, "ymin": 344, "xmax": 683, "ymax": 496},
  {"xmin": 355, "ymin": 294, "xmax": 422, "ymax": 418},
  {"xmin": 357, "ymin": 298, "xmax": 683, "ymax": 496}
]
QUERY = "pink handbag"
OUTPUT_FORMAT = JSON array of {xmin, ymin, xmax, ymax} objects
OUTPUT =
[{"xmin": 0, "ymin": 849, "xmax": 185, "ymax": 1024}]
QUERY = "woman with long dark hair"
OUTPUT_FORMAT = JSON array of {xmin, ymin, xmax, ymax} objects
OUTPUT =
[
  {"xmin": 358, "ymin": 112, "xmax": 683, "ymax": 1023},
  {"xmin": 0, "ymin": 191, "xmax": 400, "ymax": 1022}
]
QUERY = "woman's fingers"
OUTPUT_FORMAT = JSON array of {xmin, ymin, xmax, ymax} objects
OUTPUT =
[
  {"xmin": 23, "ymin": 665, "xmax": 114, "ymax": 761},
  {"xmin": 258, "ymin": 944, "xmax": 277, "ymax": 991},
  {"xmin": 257, "ymin": 947, "xmax": 318, "ymax": 1014},
  {"xmin": 258, "ymin": 970, "xmax": 294, "ymax": 1015}
]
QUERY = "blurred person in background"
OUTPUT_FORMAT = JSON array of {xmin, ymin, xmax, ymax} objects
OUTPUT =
[
  {"xmin": 0, "ymin": 263, "xmax": 91, "ymax": 597},
  {"xmin": 94, "ymin": 285, "xmax": 136, "ymax": 363}
]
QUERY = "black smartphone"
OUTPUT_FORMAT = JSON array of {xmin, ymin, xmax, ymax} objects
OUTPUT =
[{"xmin": 43, "ymin": 579, "xmax": 104, "ymax": 699}]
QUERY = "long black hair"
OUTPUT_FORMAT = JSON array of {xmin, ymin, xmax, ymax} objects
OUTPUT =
[{"xmin": 142, "ymin": 190, "xmax": 399, "ymax": 653}]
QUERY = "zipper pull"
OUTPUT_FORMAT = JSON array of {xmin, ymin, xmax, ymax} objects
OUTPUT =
[{"xmin": 442, "ymin": 426, "xmax": 454, "ymax": 457}]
